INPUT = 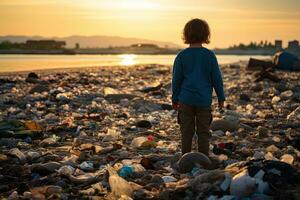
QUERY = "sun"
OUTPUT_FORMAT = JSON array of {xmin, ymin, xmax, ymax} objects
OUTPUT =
[{"xmin": 119, "ymin": 54, "xmax": 137, "ymax": 66}]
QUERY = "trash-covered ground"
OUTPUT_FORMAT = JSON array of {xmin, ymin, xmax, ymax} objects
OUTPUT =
[{"xmin": 0, "ymin": 63, "xmax": 299, "ymax": 200}]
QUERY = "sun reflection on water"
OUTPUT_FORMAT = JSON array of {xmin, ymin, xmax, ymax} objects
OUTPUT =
[{"xmin": 119, "ymin": 54, "xmax": 137, "ymax": 66}]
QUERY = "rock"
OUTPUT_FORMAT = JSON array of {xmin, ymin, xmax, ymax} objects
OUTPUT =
[
  {"xmin": 31, "ymin": 162, "xmax": 62, "ymax": 175},
  {"xmin": 130, "ymin": 137, "xmax": 156, "ymax": 149},
  {"xmin": 257, "ymin": 126, "xmax": 269, "ymax": 138},
  {"xmin": 131, "ymin": 99, "xmax": 162, "ymax": 113},
  {"xmin": 264, "ymin": 152, "xmax": 278, "ymax": 161},
  {"xmin": 162, "ymin": 176, "xmax": 177, "ymax": 183},
  {"xmin": 0, "ymin": 138, "xmax": 17, "ymax": 148},
  {"xmin": 256, "ymin": 110, "xmax": 267, "ymax": 118},
  {"xmin": 39, "ymin": 137, "xmax": 57, "ymax": 147},
  {"xmin": 280, "ymin": 154, "xmax": 294, "ymax": 164},
  {"xmin": 177, "ymin": 152, "xmax": 212, "ymax": 173},
  {"xmin": 56, "ymin": 92, "xmax": 70, "ymax": 102},
  {"xmin": 8, "ymin": 148, "xmax": 26, "ymax": 163},
  {"xmin": 280, "ymin": 90, "xmax": 293, "ymax": 100},
  {"xmin": 27, "ymin": 72, "xmax": 38, "ymax": 79},
  {"xmin": 211, "ymin": 119, "xmax": 239, "ymax": 132},
  {"xmin": 253, "ymin": 151, "xmax": 265, "ymax": 159},
  {"xmin": 230, "ymin": 169, "xmax": 257, "ymax": 198},
  {"xmin": 287, "ymin": 106, "xmax": 300, "ymax": 122},
  {"xmin": 275, "ymin": 81, "xmax": 289, "ymax": 92},
  {"xmin": 0, "ymin": 154, "xmax": 8, "ymax": 161},
  {"xmin": 140, "ymin": 83, "xmax": 162, "ymax": 93},
  {"xmin": 266, "ymin": 145, "xmax": 279, "ymax": 153},
  {"xmin": 29, "ymin": 84, "xmax": 49, "ymax": 94},
  {"xmin": 240, "ymin": 93, "xmax": 250, "ymax": 101},
  {"xmin": 26, "ymin": 151, "xmax": 41, "ymax": 160},
  {"xmin": 251, "ymin": 83, "xmax": 263, "ymax": 92},
  {"xmin": 272, "ymin": 136, "xmax": 281, "ymax": 143},
  {"xmin": 104, "ymin": 87, "xmax": 137, "ymax": 103},
  {"xmin": 26, "ymin": 72, "xmax": 39, "ymax": 83},
  {"xmin": 80, "ymin": 161, "xmax": 94, "ymax": 171},
  {"xmin": 57, "ymin": 165, "xmax": 75, "ymax": 176},
  {"xmin": 213, "ymin": 130, "xmax": 225, "ymax": 137},
  {"xmin": 140, "ymin": 157, "xmax": 155, "ymax": 170},
  {"xmin": 271, "ymin": 96, "xmax": 281, "ymax": 104},
  {"xmin": 104, "ymin": 87, "xmax": 119, "ymax": 96},
  {"xmin": 292, "ymin": 91, "xmax": 300, "ymax": 102},
  {"xmin": 161, "ymin": 103, "xmax": 173, "ymax": 110},
  {"xmin": 136, "ymin": 120, "xmax": 152, "ymax": 129}
]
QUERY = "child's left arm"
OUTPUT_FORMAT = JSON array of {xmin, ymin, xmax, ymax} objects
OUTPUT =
[{"xmin": 211, "ymin": 54, "xmax": 226, "ymax": 104}]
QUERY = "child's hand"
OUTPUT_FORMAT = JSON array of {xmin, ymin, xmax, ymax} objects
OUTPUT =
[
  {"xmin": 218, "ymin": 101, "xmax": 224, "ymax": 110},
  {"xmin": 172, "ymin": 102, "xmax": 179, "ymax": 110}
]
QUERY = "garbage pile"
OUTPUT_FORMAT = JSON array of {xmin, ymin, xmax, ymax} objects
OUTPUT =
[{"xmin": 0, "ymin": 63, "xmax": 299, "ymax": 199}]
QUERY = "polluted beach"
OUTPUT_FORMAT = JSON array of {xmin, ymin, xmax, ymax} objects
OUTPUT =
[
  {"xmin": 0, "ymin": 58, "xmax": 299, "ymax": 199},
  {"xmin": 1, "ymin": 1, "xmax": 300, "ymax": 200}
]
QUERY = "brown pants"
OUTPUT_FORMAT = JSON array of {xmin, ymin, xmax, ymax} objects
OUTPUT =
[{"xmin": 178, "ymin": 103, "xmax": 212, "ymax": 155}]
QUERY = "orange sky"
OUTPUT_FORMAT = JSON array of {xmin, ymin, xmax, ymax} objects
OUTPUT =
[{"xmin": 1, "ymin": 0, "xmax": 300, "ymax": 48}]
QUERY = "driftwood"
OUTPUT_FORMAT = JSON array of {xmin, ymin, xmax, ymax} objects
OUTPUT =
[
  {"xmin": 254, "ymin": 69, "xmax": 281, "ymax": 82},
  {"xmin": 247, "ymin": 58, "xmax": 275, "ymax": 70}
]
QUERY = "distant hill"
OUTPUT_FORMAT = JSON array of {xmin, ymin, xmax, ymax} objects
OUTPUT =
[{"xmin": 0, "ymin": 35, "xmax": 181, "ymax": 49}]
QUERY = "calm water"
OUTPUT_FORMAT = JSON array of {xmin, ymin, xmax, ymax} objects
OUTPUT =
[{"xmin": 0, "ymin": 54, "xmax": 270, "ymax": 72}]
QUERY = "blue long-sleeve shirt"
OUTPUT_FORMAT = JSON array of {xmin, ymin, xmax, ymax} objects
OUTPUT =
[{"xmin": 172, "ymin": 47, "xmax": 225, "ymax": 107}]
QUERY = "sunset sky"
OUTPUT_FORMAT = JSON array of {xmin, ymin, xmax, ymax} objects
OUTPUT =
[{"xmin": 1, "ymin": 0, "xmax": 300, "ymax": 48}]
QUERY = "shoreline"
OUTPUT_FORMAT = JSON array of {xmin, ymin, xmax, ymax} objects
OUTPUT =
[
  {"xmin": 0, "ymin": 64, "xmax": 170, "ymax": 76},
  {"xmin": 0, "ymin": 61, "xmax": 250, "ymax": 76},
  {"xmin": 0, "ymin": 55, "xmax": 269, "ymax": 74},
  {"xmin": 0, "ymin": 48, "xmax": 280, "ymax": 56},
  {"xmin": 0, "ymin": 51, "xmax": 275, "ymax": 56}
]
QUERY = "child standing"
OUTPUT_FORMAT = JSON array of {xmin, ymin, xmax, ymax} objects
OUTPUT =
[{"xmin": 172, "ymin": 18, "xmax": 225, "ymax": 156}]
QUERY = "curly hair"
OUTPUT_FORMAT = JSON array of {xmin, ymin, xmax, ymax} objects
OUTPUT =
[{"xmin": 182, "ymin": 18, "xmax": 211, "ymax": 44}]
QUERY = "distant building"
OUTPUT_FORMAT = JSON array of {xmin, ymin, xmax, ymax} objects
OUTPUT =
[
  {"xmin": 275, "ymin": 40, "xmax": 283, "ymax": 50},
  {"xmin": 25, "ymin": 40, "xmax": 66, "ymax": 50},
  {"xmin": 131, "ymin": 43, "xmax": 159, "ymax": 48},
  {"xmin": 288, "ymin": 40, "xmax": 299, "ymax": 49}
]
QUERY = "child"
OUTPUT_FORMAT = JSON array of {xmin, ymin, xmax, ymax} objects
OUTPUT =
[{"xmin": 172, "ymin": 18, "xmax": 225, "ymax": 156}]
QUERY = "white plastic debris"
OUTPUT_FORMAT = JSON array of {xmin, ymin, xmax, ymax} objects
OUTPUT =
[{"xmin": 230, "ymin": 169, "xmax": 257, "ymax": 198}]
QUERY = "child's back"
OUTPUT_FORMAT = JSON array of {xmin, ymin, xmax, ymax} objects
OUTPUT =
[
  {"xmin": 172, "ymin": 47, "xmax": 225, "ymax": 107},
  {"xmin": 172, "ymin": 18, "xmax": 225, "ymax": 155}
]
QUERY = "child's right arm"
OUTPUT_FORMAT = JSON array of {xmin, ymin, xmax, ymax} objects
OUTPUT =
[{"xmin": 172, "ymin": 55, "xmax": 183, "ymax": 108}]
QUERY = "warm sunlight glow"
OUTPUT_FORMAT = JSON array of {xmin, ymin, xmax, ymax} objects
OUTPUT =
[
  {"xmin": 88, "ymin": 0, "xmax": 160, "ymax": 10},
  {"xmin": 117, "ymin": 0, "xmax": 159, "ymax": 10},
  {"xmin": 0, "ymin": 0, "xmax": 300, "ymax": 48},
  {"xmin": 119, "ymin": 54, "xmax": 137, "ymax": 66}
]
